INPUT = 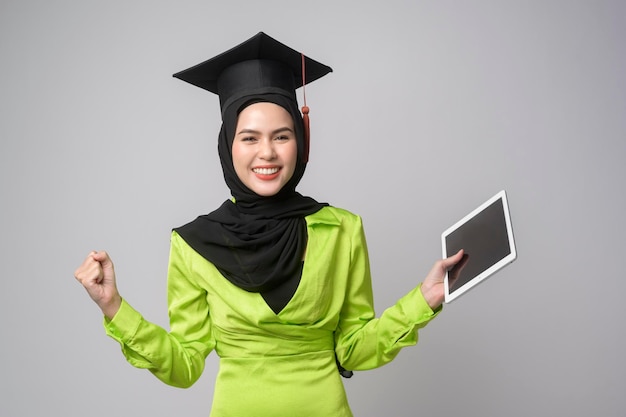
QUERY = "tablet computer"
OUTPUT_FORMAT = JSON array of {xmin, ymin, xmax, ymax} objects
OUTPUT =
[{"xmin": 442, "ymin": 190, "xmax": 516, "ymax": 303}]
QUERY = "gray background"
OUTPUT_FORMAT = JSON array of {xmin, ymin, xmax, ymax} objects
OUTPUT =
[{"xmin": 1, "ymin": 1, "xmax": 625, "ymax": 416}]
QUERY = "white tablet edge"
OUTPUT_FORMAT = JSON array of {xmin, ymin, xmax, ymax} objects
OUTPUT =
[{"xmin": 442, "ymin": 190, "xmax": 517, "ymax": 303}]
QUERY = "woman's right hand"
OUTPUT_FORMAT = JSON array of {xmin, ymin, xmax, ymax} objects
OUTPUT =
[{"xmin": 74, "ymin": 251, "xmax": 122, "ymax": 319}]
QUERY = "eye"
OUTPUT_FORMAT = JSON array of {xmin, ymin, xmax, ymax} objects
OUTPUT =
[
  {"xmin": 240, "ymin": 136, "xmax": 257, "ymax": 142},
  {"xmin": 275, "ymin": 135, "xmax": 290, "ymax": 141}
]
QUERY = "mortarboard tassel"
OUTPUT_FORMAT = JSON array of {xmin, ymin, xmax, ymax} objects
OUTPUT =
[
  {"xmin": 302, "ymin": 105, "xmax": 310, "ymax": 163},
  {"xmin": 301, "ymin": 53, "xmax": 310, "ymax": 163}
]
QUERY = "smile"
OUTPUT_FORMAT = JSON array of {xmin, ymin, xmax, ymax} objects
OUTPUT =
[{"xmin": 253, "ymin": 167, "xmax": 280, "ymax": 175}]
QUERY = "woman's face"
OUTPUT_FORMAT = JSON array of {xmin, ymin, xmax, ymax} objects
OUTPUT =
[{"xmin": 232, "ymin": 102, "xmax": 298, "ymax": 197}]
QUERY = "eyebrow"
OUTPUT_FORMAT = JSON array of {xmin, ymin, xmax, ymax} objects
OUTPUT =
[{"xmin": 236, "ymin": 126, "xmax": 294, "ymax": 136}]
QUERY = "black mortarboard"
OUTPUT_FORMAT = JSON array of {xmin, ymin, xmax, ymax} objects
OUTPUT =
[{"xmin": 172, "ymin": 32, "xmax": 333, "ymax": 113}]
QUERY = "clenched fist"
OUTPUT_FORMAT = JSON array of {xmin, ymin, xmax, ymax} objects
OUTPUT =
[{"xmin": 74, "ymin": 251, "xmax": 121, "ymax": 319}]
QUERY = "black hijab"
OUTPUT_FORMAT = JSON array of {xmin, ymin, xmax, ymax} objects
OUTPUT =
[{"xmin": 174, "ymin": 93, "xmax": 327, "ymax": 313}]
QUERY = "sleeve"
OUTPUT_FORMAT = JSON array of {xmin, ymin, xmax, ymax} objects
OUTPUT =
[
  {"xmin": 334, "ymin": 216, "xmax": 441, "ymax": 371},
  {"xmin": 104, "ymin": 231, "xmax": 215, "ymax": 388}
]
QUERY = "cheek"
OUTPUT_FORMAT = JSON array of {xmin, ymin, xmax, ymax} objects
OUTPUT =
[
  {"xmin": 231, "ymin": 143, "xmax": 248, "ymax": 175},
  {"xmin": 284, "ymin": 141, "xmax": 299, "ymax": 175}
]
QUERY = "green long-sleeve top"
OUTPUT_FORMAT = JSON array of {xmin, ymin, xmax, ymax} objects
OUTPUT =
[{"xmin": 104, "ymin": 206, "xmax": 440, "ymax": 416}]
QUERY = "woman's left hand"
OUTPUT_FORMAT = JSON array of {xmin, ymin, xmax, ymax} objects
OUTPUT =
[{"xmin": 420, "ymin": 249, "xmax": 465, "ymax": 310}]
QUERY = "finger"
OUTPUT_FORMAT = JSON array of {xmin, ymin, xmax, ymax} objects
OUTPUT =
[
  {"xmin": 76, "ymin": 251, "xmax": 100, "ymax": 274},
  {"xmin": 89, "ymin": 251, "xmax": 113, "ymax": 274},
  {"xmin": 91, "ymin": 250, "xmax": 104, "ymax": 262},
  {"xmin": 441, "ymin": 249, "xmax": 464, "ymax": 269},
  {"xmin": 92, "ymin": 250, "xmax": 113, "ymax": 267},
  {"xmin": 75, "ymin": 262, "xmax": 103, "ymax": 284},
  {"xmin": 456, "ymin": 252, "xmax": 470, "ymax": 269},
  {"xmin": 75, "ymin": 253, "xmax": 105, "ymax": 281},
  {"xmin": 75, "ymin": 254, "xmax": 97, "ymax": 279}
]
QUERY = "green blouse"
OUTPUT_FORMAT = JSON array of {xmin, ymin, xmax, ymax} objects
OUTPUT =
[{"xmin": 104, "ymin": 206, "xmax": 440, "ymax": 417}]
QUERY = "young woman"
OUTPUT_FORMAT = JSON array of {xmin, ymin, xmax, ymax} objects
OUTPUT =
[{"xmin": 74, "ymin": 32, "xmax": 464, "ymax": 417}]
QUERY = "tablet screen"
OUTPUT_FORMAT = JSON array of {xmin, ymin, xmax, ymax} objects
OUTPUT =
[{"xmin": 443, "ymin": 191, "xmax": 516, "ymax": 302}]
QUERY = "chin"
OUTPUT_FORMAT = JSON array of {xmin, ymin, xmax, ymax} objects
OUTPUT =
[
  {"xmin": 246, "ymin": 177, "xmax": 290, "ymax": 197},
  {"xmin": 254, "ymin": 189, "xmax": 281, "ymax": 197}
]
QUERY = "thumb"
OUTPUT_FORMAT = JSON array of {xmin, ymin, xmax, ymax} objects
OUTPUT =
[
  {"xmin": 442, "ymin": 249, "xmax": 464, "ymax": 270},
  {"xmin": 92, "ymin": 250, "xmax": 110, "ymax": 263},
  {"xmin": 91, "ymin": 251, "xmax": 115, "ymax": 273}
]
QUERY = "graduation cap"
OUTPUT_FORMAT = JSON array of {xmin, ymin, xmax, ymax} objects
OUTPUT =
[
  {"xmin": 173, "ymin": 32, "xmax": 332, "ymax": 161},
  {"xmin": 173, "ymin": 32, "xmax": 332, "ymax": 113}
]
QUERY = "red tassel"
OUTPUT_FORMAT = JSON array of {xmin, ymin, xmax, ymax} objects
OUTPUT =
[
  {"xmin": 301, "ymin": 53, "xmax": 310, "ymax": 163},
  {"xmin": 302, "ymin": 105, "xmax": 310, "ymax": 163}
]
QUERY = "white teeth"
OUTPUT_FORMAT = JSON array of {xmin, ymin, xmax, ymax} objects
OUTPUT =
[{"xmin": 253, "ymin": 167, "xmax": 279, "ymax": 175}]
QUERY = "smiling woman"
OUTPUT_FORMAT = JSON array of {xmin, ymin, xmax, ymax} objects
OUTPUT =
[
  {"xmin": 232, "ymin": 102, "xmax": 298, "ymax": 197},
  {"xmin": 73, "ymin": 32, "xmax": 464, "ymax": 417}
]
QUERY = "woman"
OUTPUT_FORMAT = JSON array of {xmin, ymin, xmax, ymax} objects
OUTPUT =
[{"xmin": 74, "ymin": 32, "xmax": 464, "ymax": 417}]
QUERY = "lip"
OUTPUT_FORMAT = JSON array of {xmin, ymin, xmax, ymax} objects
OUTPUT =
[{"xmin": 252, "ymin": 166, "xmax": 281, "ymax": 181}]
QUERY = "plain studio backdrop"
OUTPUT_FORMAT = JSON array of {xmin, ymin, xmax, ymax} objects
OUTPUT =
[{"xmin": 1, "ymin": 1, "xmax": 624, "ymax": 416}]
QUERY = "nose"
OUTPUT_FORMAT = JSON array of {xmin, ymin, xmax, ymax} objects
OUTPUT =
[{"xmin": 258, "ymin": 138, "xmax": 276, "ymax": 160}]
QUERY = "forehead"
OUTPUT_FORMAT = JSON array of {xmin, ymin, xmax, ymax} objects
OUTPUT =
[{"xmin": 236, "ymin": 102, "xmax": 294, "ymax": 126}]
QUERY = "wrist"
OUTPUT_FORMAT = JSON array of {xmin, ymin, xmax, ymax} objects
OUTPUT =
[
  {"xmin": 420, "ymin": 284, "xmax": 443, "ymax": 311},
  {"xmin": 100, "ymin": 294, "xmax": 122, "ymax": 320}
]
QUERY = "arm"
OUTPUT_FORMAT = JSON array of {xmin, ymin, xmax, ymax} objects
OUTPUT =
[
  {"xmin": 333, "ymin": 216, "xmax": 463, "ymax": 371},
  {"xmin": 74, "ymin": 235, "xmax": 215, "ymax": 388}
]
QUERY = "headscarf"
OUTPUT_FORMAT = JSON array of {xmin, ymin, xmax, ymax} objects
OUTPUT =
[{"xmin": 174, "ymin": 93, "xmax": 327, "ymax": 313}]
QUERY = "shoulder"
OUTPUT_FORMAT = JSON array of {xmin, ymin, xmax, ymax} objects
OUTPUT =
[
  {"xmin": 169, "ymin": 229, "xmax": 193, "ymax": 254},
  {"xmin": 322, "ymin": 205, "xmax": 361, "ymax": 220},
  {"xmin": 306, "ymin": 206, "xmax": 363, "ymax": 228}
]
